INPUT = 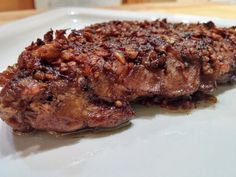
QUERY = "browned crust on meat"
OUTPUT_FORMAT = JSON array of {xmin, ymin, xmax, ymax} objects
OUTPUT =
[{"xmin": 0, "ymin": 20, "xmax": 236, "ymax": 133}]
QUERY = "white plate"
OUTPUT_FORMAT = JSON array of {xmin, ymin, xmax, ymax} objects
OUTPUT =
[{"xmin": 1, "ymin": 7, "xmax": 236, "ymax": 177}]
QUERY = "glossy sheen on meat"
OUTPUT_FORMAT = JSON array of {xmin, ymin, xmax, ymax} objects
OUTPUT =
[{"xmin": 0, "ymin": 19, "xmax": 236, "ymax": 133}]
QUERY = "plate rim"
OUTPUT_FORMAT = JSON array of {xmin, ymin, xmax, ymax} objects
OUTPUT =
[{"xmin": 0, "ymin": 7, "xmax": 236, "ymax": 36}]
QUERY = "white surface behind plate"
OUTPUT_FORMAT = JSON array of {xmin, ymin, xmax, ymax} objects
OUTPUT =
[{"xmin": 0, "ymin": 8, "xmax": 236, "ymax": 177}]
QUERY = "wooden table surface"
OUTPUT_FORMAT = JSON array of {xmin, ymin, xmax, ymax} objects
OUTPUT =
[{"xmin": 1, "ymin": 2, "xmax": 236, "ymax": 25}]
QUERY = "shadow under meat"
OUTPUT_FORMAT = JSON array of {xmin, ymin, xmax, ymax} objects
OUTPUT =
[
  {"xmin": 213, "ymin": 84, "xmax": 236, "ymax": 96},
  {"xmin": 134, "ymin": 84, "xmax": 236, "ymax": 118},
  {"xmin": 7, "ymin": 121, "xmax": 132, "ymax": 158},
  {"xmin": 2, "ymin": 84, "xmax": 235, "ymax": 158}
]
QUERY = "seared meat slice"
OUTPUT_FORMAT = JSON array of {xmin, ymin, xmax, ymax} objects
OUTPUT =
[
  {"xmin": 0, "ymin": 19, "xmax": 236, "ymax": 133},
  {"xmin": 66, "ymin": 20, "xmax": 236, "ymax": 101},
  {"xmin": 0, "ymin": 46, "xmax": 133, "ymax": 133},
  {"xmin": 0, "ymin": 77, "xmax": 133, "ymax": 132}
]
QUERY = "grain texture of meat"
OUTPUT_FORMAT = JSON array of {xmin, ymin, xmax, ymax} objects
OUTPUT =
[{"xmin": 0, "ymin": 20, "xmax": 236, "ymax": 133}]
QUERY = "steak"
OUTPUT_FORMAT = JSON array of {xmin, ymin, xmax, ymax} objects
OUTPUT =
[{"xmin": 0, "ymin": 19, "xmax": 236, "ymax": 133}]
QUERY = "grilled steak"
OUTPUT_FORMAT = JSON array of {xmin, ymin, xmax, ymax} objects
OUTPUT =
[{"xmin": 0, "ymin": 19, "xmax": 236, "ymax": 133}]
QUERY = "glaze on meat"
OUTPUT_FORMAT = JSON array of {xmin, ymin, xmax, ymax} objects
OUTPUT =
[{"xmin": 0, "ymin": 19, "xmax": 236, "ymax": 133}]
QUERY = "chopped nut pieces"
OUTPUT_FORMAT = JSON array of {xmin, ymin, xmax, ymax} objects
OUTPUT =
[
  {"xmin": 0, "ymin": 19, "xmax": 236, "ymax": 133},
  {"xmin": 114, "ymin": 51, "xmax": 126, "ymax": 64}
]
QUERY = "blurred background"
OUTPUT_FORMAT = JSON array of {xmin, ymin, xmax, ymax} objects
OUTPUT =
[{"xmin": 0, "ymin": 0, "xmax": 236, "ymax": 11}]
